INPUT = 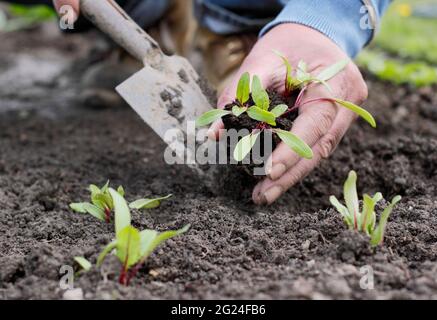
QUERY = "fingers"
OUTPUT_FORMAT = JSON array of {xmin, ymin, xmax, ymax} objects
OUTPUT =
[
  {"xmin": 53, "ymin": 0, "xmax": 80, "ymax": 21},
  {"xmin": 253, "ymin": 108, "xmax": 355, "ymax": 205},
  {"xmin": 267, "ymin": 99, "xmax": 337, "ymax": 180}
]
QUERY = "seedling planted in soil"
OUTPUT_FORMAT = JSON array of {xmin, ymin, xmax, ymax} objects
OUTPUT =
[
  {"xmin": 70, "ymin": 181, "xmax": 172, "ymax": 222},
  {"xmin": 97, "ymin": 188, "xmax": 189, "ymax": 285},
  {"xmin": 196, "ymin": 54, "xmax": 376, "ymax": 167},
  {"xmin": 330, "ymin": 171, "xmax": 402, "ymax": 246}
]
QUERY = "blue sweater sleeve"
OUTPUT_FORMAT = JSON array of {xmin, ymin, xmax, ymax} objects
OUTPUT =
[{"xmin": 260, "ymin": 0, "xmax": 392, "ymax": 58}]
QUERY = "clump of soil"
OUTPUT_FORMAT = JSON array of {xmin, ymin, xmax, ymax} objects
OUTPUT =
[{"xmin": 221, "ymin": 90, "xmax": 299, "ymax": 175}]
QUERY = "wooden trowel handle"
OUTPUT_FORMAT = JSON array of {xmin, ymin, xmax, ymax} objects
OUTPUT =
[{"xmin": 80, "ymin": 0, "xmax": 162, "ymax": 63}]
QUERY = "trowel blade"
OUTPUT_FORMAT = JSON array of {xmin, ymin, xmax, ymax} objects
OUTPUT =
[{"xmin": 116, "ymin": 55, "xmax": 212, "ymax": 165}]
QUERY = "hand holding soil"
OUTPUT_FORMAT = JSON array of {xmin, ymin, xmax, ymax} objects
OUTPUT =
[{"xmin": 211, "ymin": 24, "xmax": 368, "ymax": 205}]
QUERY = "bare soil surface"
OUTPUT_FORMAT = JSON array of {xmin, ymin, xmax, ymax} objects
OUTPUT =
[{"xmin": 1, "ymin": 24, "xmax": 437, "ymax": 300}]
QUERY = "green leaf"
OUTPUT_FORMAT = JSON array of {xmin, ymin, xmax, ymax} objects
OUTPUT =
[
  {"xmin": 233, "ymin": 132, "xmax": 260, "ymax": 162},
  {"xmin": 74, "ymin": 257, "xmax": 92, "ymax": 272},
  {"xmin": 101, "ymin": 180, "xmax": 110, "ymax": 193},
  {"xmin": 129, "ymin": 194, "xmax": 173, "ymax": 210},
  {"xmin": 70, "ymin": 202, "xmax": 88, "ymax": 214},
  {"xmin": 109, "ymin": 188, "xmax": 131, "ymax": 236},
  {"xmin": 329, "ymin": 195, "xmax": 353, "ymax": 228},
  {"xmin": 97, "ymin": 240, "xmax": 117, "ymax": 266},
  {"xmin": 89, "ymin": 184, "xmax": 101, "ymax": 196},
  {"xmin": 91, "ymin": 193, "xmax": 108, "ymax": 210},
  {"xmin": 316, "ymin": 59, "xmax": 349, "ymax": 81},
  {"xmin": 332, "ymin": 98, "xmax": 377, "ymax": 128},
  {"xmin": 84, "ymin": 203, "xmax": 106, "ymax": 221},
  {"xmin": 247, "ymin": 106, "xmax": 276, "ymax": 126},
  {"xmin": 232, "ymin": 105, "xmax": 247, "ymax": 117},
  {"xmin": 140, "ymin": 225, "xmax": 190, "ymax": 260},
  {"xmin": 116, "ymin": 226, "xmax": 141, "ymax": 268},
  {"xmin": 370, "ymin": 195, "xmax": 401, "ymax": 246},
  {"xmin": 273, "ymin": 50, "xmax": 295, "ymax": 91},
  {"xmin": 361, "ymin": 194, "xmax": 378, "ymax": 234},
  {"xmin": 251, "ymin": 76, "xmax": 270, "ymax": 111},
  {"xmin": 273, "ymin": 129, "xmax": 313, "ymax": 159},
  {"xmin": 296, "ymin": 60, "xmax": 310, "ymax": 82},
  {"xmin": 343, "ymin": 171, "xmax": 359, "ymax": 229},
  {"xmin": 236, "ymin": 72, "xmax": 250, "ymax": 105},
  {"xmin": 139, "ymin": 230, "xmax": 159, "ymax": 257},
  {"xmin": 271, "ymin": 104, "xmax": 288, "ymax": 118},
  {"xmin": 117, "ymin": 185, "xmax": 125, "ymax": 197},
  {"xmin": 196, "ymin": 109, "xmax": 231, "ymax": 127}
]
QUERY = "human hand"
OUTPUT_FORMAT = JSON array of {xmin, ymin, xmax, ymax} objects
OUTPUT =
[
  {"xmin": 53, "ymin": 0, "xmax": 80, "ymax": 21},
  {"xmin": 210, "ymin": 24, "xmax": 368, "ymax": 205}
]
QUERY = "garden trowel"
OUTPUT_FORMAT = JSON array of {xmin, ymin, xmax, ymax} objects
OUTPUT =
[{"xmin": 80, "ymin": 0, "xmax": 212, "ymax": 165}]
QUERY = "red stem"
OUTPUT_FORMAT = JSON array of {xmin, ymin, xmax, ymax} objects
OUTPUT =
[{"xmin": 104, "ymin": 207, "xmax": 111, "ymax": 223}]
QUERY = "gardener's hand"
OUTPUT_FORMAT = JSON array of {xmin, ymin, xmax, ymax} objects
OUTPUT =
[
  {"xmin": 210, "ymin": 23, "xmax": 368, "ymax": 205},
  {"xmin": 53, "ymin": 0, "xmax": 79, "ymax": 21}
]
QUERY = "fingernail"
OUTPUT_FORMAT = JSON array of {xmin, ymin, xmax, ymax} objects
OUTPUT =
[
  {"xmin": 268, "ymin": 163, "xmax": 287, "ymax": 180},
  {"xmin": 263, "ymin": 186, "xmax": 284, "ymax": 205}
]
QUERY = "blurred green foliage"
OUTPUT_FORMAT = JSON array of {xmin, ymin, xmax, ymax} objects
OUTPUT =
[
  {"xmin": 0, "ymin": 4, "xmax": 56, "ymax": 32},
  {"xmin": 357, "ymin": 1, "xmax": 437, "ymax": 87}
]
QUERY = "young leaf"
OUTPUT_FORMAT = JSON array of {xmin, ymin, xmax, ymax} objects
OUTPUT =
[
  {"xmin": 101, "ymin": 180, "xmax": 110, "ymax": 193},
  {"xmin": 89, "ymin": 184, "xmax": 101, "ymax": 196},
  {"xmin": 74, "ymin": 257, "xmax": 92, "ymax": 272},
  {"xmin": 116, "ymin": 226, "xmax": 141, "ymax": 269},
  {"xmin": 273, "ymin": 50, "xmax": 294, "ymax": 91},
  {"xmin": 196, "ymin": 109, "xmax": 231, "ymax": 127},
  {"xmin": 70, "ymin": 201, "xmax": 107, "ymax": 220},
  {"xmin": 70, "ymin": 202, "xmax": 88, "ymax": 214},
  {"xmin": 316, "ymin": 59, "xmax": 349, "ymax": 81},
  {"xmin": 251, "ymin": 76, "xmax": 270, "ymax": 111},
  {"xmin": 296, "ymin": 60, "xmax": 310, "ymax": 82},
  {"xmin": 140, "ymin": 225, "xmax": 190, "ymax": 259},
  {"xmin": 232, "ymin": 105, "xmax": 247, "ymax": 117},
  {"xmin": 247, "ymin": 106, "xmax": 276, "ymax": 126},
  {"xmin": 329, "ymin": 195, "xmax": 353, "ymax": 227},
  {"xmin": 117, "ymin": 185, "xmax": 125, "ymax": 197},
  {"xmin": 370, "ymin": 195, "xmax": 401, "ymax": 246},
  {"xmin": 343, "ymin": 171, "xmax": 359, "ymax": 229},
  {"xmin": 108, "ymin": 188, "xmax": 131, "ymax": 236},
  {"xmin": 361, "ymin": 194, "xmax": 377, "ymax": 234},
  {"xmin": 97, "ymin": 240, "xmax": 117, "ymax": 266},
  {"xmin": 233, "ymin": 132, "xmax": 260, "ymax": 162},
  {"xmin": 273, "ymin": 129, "xmax": 313, "ymax": 159},
  {"xmin": 271, "ymin": 104, "xmax": 288, "ymax": 118},
  {"xmin": 332, "ymin": 98, "xmax": 376, "ymax": 128},
  {"xmin": 236, "ymin": 72, "xmax": 250, "ymax": 105},
  {"xmin": 129, "ymin": 194, "xmax": 173, "ymax": 210}
]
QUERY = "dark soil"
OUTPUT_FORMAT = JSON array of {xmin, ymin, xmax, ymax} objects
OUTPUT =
[
  {"xmin": 221, "ymin": 90, "xmax": 299, "ymax": 176},
  {"xmin": 1, "ymin": 24, "xmax": 437, "ymax": 300}
]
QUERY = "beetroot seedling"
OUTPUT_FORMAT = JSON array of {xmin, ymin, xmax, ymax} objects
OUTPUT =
[
  {"xmin": 196, "ymin": 56, "xmax": 375, "ymax": 165},
  {"xmin": 70, "ymin": 181, "xmax": 124, "ymax": 223},
  {"xmin": 97, "ymin": 188, "xmax": 189, "ymax": 285},
  {"xmin": 330, "ymin": 171, "xmax": 402, "ymax": 246}
]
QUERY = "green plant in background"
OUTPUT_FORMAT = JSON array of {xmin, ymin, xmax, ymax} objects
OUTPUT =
[
  {"xmin": 357, "ymin": 1, "xmax": 437, "ymax": 87},
  {"xmin": 330, "ymin": 171, "xmax": 402, "ymax": 247},
  {"xmin": 70, "ymin": 181, "xmax": 172, "ymax": 222},
  {"xmin": 0, "ymin": 4, "xmax": 56, "ymax": 33},
  {"xmin": 196, "ymin": 57, "xmax": 376, "ymax": 162},
  {"xmin": 96, "ymin": 188, "xmax": 190, "ymax": 285},
  {"xmin": 357, "ymin": 50, "xmax": 437, "ymax": 87}
]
